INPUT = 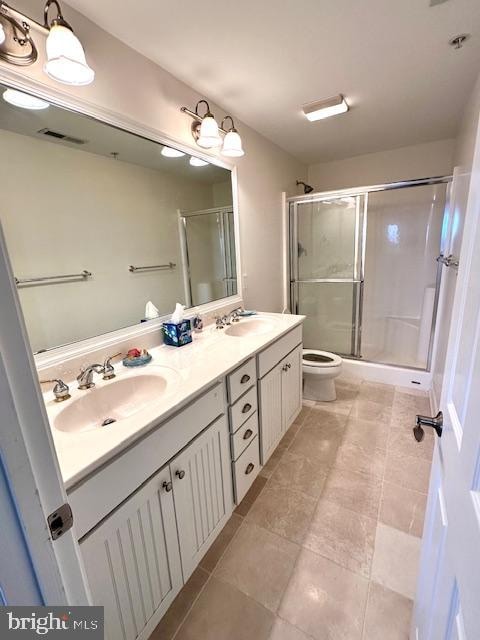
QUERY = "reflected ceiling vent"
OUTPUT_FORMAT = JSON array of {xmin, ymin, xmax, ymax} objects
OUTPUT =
[{"xmin": 37, "ymin": 128, "xmax": 86, "ymax": 144}]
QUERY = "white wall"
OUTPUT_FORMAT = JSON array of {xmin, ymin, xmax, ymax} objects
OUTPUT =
[
  {"xmin": 0, "ymin": 0, "xmax": 305, "ymax": 316},
  {"xmin": 307, "ymin": 139, "xmax": 454, "ymax": 192}
]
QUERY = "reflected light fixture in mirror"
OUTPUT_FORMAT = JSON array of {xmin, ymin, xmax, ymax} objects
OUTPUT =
[
  {"xmin": 0, "ymin": 23, "xmax": 5, "ymax": 45},
  {"xmin": 161, "ymin": 146, "xmax": 185, "ymax": 158},
  {"xmin": 221, "ymin": 116, "xmax": 245, "ymax": 157},
  {"xmin": 189, "ymin": 156, "xmax": 209, "ymax": 167},
  {"xmin": 3, "ymin": 88, "xmax": 49, "ymax": 110}
]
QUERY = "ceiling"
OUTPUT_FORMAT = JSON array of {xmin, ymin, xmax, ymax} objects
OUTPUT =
[{"xmin": 66, "ymin": 0, "xmax": 480, "ymax": 165}]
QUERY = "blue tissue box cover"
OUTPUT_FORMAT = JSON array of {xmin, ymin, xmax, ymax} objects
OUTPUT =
[{"xmin": 163, "ymin": 319, "xmax": 192, "ymax": 347}]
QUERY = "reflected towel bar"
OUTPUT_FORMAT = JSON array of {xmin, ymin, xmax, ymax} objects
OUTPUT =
[
  {"xmin": 129, "ymin": 263, "xmax": 176, "ymax": 273},
  {"xmin": 15, "ymin": 270, "xmax": 92, "ymax": 286}
]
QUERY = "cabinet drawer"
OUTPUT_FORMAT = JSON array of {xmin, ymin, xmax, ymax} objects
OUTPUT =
[
  {"xmin": 229, "ymin": 385, "xmax": 257, "ymax": 432},
  {"xmin": 257, "ymin": 325, "xmax": 302, "ymax": 378},
  {"xmin": 231, "ymin": 412, "xmax": 258, "ymax": 461},
  {"xmin": 233, "ymin": 436, "xmax": 260, "ymax": 504},
  {"xmin": 227, "ymin": 358, "xmax": 256, "ymax": 404}
]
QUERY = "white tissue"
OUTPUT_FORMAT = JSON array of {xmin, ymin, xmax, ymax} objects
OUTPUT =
[
  {"xmin": 145, "ymin": 300, "xmax": 160, "ymax": 320},
  {"xmin": 171, "ymin": 302, "xmax": 185, "ymax": 324}
]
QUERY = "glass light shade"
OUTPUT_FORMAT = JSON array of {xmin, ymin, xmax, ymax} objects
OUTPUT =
[
  {"xmin": 189, "ymin": 156, "xmax": 209, "ymax": 167},
  {"xmin": 0, "ymin": 23, "xmax": 6, "ymax": 45},
  {"xmin": 221, "ymin": 130, "xmax": 245, "ymax": 157},
  {"xmin": 3, "ymin": 89, "xmax": 49, "ymax": 110},
  {"xmin": 44, "ymin": 25, "xmax": 95, "ymax": 86},
  {"xmin": 161, "ymin": 146, "xmax": 185, "ymax": 158},
  {"xmin": 197, "ymin": 115, "xmax": 222, "ymax": 148}
]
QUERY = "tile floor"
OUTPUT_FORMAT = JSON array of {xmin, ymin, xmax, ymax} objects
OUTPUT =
[{"xmin": 150, "ymin": 378, "xmax": 433, "ymax": 640}]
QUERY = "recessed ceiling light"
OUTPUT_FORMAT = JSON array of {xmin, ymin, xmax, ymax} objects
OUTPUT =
[
  {"xmin": 3, "ymin": 88, "xmax": 50, "ymax": 110},
  {"xmin": 161, "ymin": 146, "xmax": 185, "ymax": 158},
  {"xmin": 189, "ymin": 156, "xmax": 209, "ymax": 167},
  {"xmin": 303, "ymin": 95, "xmax": 349, "ymax": 122}
]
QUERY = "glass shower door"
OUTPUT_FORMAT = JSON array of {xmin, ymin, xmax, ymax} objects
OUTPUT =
[{"xmin": 290, "ymin": 196, "xmax": 365, "ymax": 356}]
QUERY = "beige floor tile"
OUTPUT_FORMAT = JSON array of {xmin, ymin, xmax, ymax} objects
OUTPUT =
[
  {"xmin": 363, "ymin": 582, "xmax": 413, "ymax": 640},
  {"xmin": 371, "ymin": 523, "xmax": 421, "ymax": 599},
  {"xmin": 343, "ymin": 417, "xmax": 389, "ymax": 453},
  {"xmin": 323, "ymin": 467, "xmax": 382, "ymax": 520},
  {"xmin": 260, "ymin": 445, "xmax": 287, "ymax": 479},
  {"xmin": 302, "ymin": 407, "xmax": 348, "ymax": 431},
  {"xmin": 149, "ymin": 567, "xmax": 209, "ymax": 640},
  {"xmin": 315, "ymin": 382, "xmax": 359, "ymax": 415},
  {"xmin": 385, "ymin": 451, "xmax": 431, "ymax": 493},
  {"xmin": 279, "ymin": 549, "xmax": 369, "ymax": 640},
  {"xmin": 358, "ymin": 382, "xmax": 395, "ymax": 405},
  {"xmin": 270, "ymin": 450, "xmax": 328, "ymax": 498},
  {"xmin": 246, "ymin": 484, "xmax": 317, "ymax": 544},
  {"xmin": 199, "ymin": 513, "xmax": 243, "ymax": 572},
  {"xmin": 333, "ymin": 441, "xmax": 386, "ymax": 479},
  {"xmin": 379, "ymin": 482, "xmax": 427, "ymax": 538},
  {"xmin": 350, "ymin": 399, "xmax": 392, "ymax": 422},
  {"xmin": 234, "ymin": 475, "xmax": 267, "ymax": 516},
  {"xmin": 296, "ymin": 406, "xmax": 313, "ymax": 423},
  {"xmin": 269, "ymin": 618, "xmax": 314, "ymax": 640},
  {"xmin": 175, "ymin": 576, "xmax": 274, "ymax": 640},
  {"xmin": 288, "ymin": 422, "xmax": 344, "ymax": 466},
  {"xmin": 280, "ymin": 421, "xmax": 303, "ymax": 447},
  {"xmin": 303, "ymin": 499, "xmax": 376, "ymax": 578},
  {"xmin": 214, "ymin": 522, "xmax": 299, "ymax": 612},
  {"xmin": 387, "ymin": 427, "xmax": 434, "ymax": 462}
]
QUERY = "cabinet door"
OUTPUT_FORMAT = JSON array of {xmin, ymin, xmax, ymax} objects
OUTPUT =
[
  {"xmin": 281, "ymin": 345, "xmax": 303, "ymax": 431},
  {"xmin": 172, "ymin": 415, "xmax": 233, "ymax": 581},
  {"xmin": 259, "ymin": 363, "xmax": 283, "ymax": 464},
  {"xmin": 80, "ymin": 466, "xmax": 182, "ymax": 640}
]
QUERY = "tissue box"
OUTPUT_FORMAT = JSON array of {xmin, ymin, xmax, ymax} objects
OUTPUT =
[{"xmin": 162, "ymin": 319, "xmax": 192, "ymax": 347}]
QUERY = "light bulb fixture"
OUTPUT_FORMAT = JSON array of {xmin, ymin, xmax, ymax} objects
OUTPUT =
[
  {"xmin": 181, "ymin": 100, "xmax": 246, "ymax": 157},
  {"xmin": 161, "ymin": 146, "xmax": 185, "ymax": 158},
  {"xmin": 303, "ymin": 94, "xmax": 349, "ymax": 122},
  {"xmin": 0, "ymin": 1, "xmax": 94, "ymax": 85},
  {"xmin": 189, "ymin": 156, "xmax": 209, "ymax": 167},
  {"xmin": 0, "ymin": 22, "xmax": 5, "ymax": 45},
  {"xmin": 220, "ymin": 116, "xmax": 244, "ymax": 157},
  {"xmin": 3, "ymin": 88, "xmax": 49, "ymax": 109}
]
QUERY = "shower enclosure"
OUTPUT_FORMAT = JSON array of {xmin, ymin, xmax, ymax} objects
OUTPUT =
[{"xmin": 289, "ymin": 176, "xmax": 451, "ymax": 371}]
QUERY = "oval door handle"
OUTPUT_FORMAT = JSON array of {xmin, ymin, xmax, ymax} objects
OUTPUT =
[
  {"xmin": 163, "ymin": 480, "xmax": 173, "ymax": 492},
  {"xmin": 240, "ymin": 374, "xmax": 251, "ymax": 384},
  {"xmin": 243, "ymin": 428, "xmax": 253, "ymax": 440},
  {"xmin": 414, "ymin": 411, "xmax": 443, "ymax": 441},
  {"xmin": 242, "ymin": 403, "xmax": 252, "ymax": 414},
  {"xmin": 175, "ymin": 470, "xmax": 186, "ymax": 479},
  {"xmin": 245, "ymin": 462, "xmax": 255, "ymax": 475}
]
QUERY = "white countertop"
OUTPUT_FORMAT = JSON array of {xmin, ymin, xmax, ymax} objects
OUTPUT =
[{"xmin": 42, "ymin": 312, "xmax": 304, "ymax": 490}]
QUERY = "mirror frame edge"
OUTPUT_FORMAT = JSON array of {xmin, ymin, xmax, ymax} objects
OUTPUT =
[{"xmin": 0, "ymin": 67, "xmax": 244, "ymax": 371}]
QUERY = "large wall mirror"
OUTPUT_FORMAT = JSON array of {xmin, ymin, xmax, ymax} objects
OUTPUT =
[{"xmin": 0, "ymin": 83, "xmax": 238, "ymax": 354}]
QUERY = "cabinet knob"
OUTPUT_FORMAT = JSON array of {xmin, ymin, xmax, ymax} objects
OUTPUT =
[
  {"xmin": 282, "ymin": 365, "xmax": 288, "ymax": 372},
  {"xmin": 243, "ymin": 428, "xmax": 253, "ymax": 440},
  {"xmin": 245, "ymin": 462, "xmax": 255, "ymax": 475},
  {"xmin": 287, "ymin": 363, "xmax": 291, "ymax": 369},
  {"xmin": 242, "ymin": 403, "xmax": 252, "ymax": 414},
  {"xmin": 240, "ymin": 374, "xmax": 251, "ymax": 384},
  {"xmin": 163, "ymin": 480, "xmax": 173, "ymax": 492},
  {"xmin": 175, "ymin": 470, "xmax": 186, "ymax": 479}
]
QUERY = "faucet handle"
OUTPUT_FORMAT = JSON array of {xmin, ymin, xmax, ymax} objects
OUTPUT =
[
  {"xmin": 103, "ymin": 352, "xmax": 122, "ymax": 380},
  {"xmin": 215, "ymin": 316, "xmax": 225, "ymax": 329},
  {"xmin": 40, "ymin": 378, "xmax": 71, "ymax": 402}
]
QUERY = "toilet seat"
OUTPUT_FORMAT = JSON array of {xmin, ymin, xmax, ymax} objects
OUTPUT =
[{"xmin": 302, "ymin": 349, "xmax": 342, "ymax": 369}]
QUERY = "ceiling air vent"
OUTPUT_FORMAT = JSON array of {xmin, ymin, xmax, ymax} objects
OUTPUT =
[{"xmin": 37, "ymin": 128, "xmax": 87, "ymax": 145}]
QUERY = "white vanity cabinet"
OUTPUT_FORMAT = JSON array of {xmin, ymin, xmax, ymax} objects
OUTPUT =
[{"xmin": 258, "ymin": 328, "xmax": 302, "ymax": 464}]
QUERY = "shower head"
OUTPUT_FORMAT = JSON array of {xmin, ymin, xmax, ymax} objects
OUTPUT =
[{"xmin": 296, "ymin": 180, "xmax": 314, "ymax": 194}]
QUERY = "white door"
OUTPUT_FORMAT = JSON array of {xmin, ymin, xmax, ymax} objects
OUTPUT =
[
  {"xmin": 172, "ymin": 415, "xmax": 233, "ymax": 581},
  {"xmin": 412, "ymin": 124, "xmax": 480, "ymax": 638},
  {"xmin": 281, "ymin": 345, "xmax": 302, "ymax": 431}
]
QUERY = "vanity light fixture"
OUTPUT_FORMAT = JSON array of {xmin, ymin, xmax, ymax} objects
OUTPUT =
[
  {"xmin": 3, "ymin": 87, "xmax": 49, "ymax": 109},
  {"xmin": 181, "ymin": 100, "xmax": 245, "ymax": 157},
  {"xmin": 0, "ymin": 22, "xmax": 5, "ymax": 45},
  {"xmin": 303, "ymin": 95, "xmax": 349, "ymax": 121},
  {"xmin": 189, "ymin": 156, "xmax": 209, "ymax": 167},
  {"xmin": 161, "ymin": 146, "xmax": 185, "ymax": 158},
  {"xmin": 0, "ymin": 0, "xmax": 94, "ymax": 85}
]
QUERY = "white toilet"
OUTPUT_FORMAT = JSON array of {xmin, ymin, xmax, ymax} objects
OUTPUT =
[{"xmin": 302, "ymin": 349, "xmax": 343, "ymax": 402}]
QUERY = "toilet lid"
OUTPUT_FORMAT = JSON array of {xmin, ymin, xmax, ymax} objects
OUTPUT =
[{"xmin": 302, "ymin": 349, "xmax": 342, "ymax": 368}]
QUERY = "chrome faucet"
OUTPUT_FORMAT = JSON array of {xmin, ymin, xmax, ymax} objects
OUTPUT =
[
  {"xmin": 102, "ymin": 352, "xmax": 122, "ymax": 380},
  {"xmin": 228, "ymin": 307, "xmax": 243, "ymax": 323},
  {"xmin": 40, "ymin": 378, "xmax": 71, "ymax": 402},
  {"xmin": 215, "ymin": 316, "xmax": 226, "ymax": 329},
  {"xmin": 77, "ymin": 363, "xmax": 104, "ymax": 390}
]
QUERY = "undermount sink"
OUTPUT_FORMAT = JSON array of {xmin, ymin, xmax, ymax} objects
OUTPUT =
[
  {"xmin": 224, "ymin": 318, "xmax": 276, "ymax": 337},
  {"xmin": 54, "ymin": 368, "xmax": 180, "ymax": 434}
]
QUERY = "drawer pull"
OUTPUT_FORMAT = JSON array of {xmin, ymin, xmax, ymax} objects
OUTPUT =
[
  {"xmin": 163, "ymin": 480, "xmax": 173, "ymax": 492},
  {"xmin": 242, "ymin": 403, "xmax": 252, "ymax": 414},
  {"xmin": 245, "ymin": 462, "xmax": 255, "ymax": 475},
  {"xmin": 175, "ymin": 470, "xmax": 185, "ymax": 479},
  {"xmin": 243, "ymin": 428, "xmax": 253, "ymax": 440},
  {"xmin": 240, "ymin": 374, "xmax": 251, "ymax": 384}
]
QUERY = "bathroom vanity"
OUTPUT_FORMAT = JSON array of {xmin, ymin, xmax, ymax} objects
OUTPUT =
[{"xmin": 41, "ymin": 313, "xmax": 303, "ymax": 640}]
